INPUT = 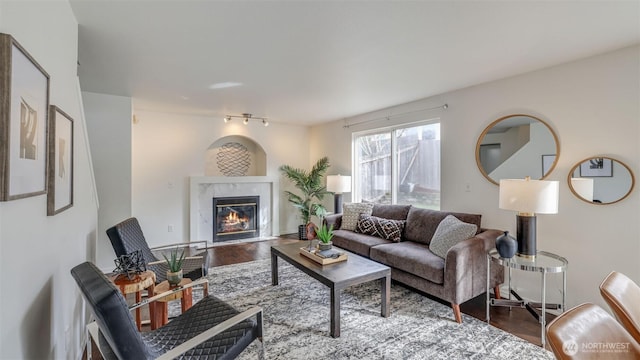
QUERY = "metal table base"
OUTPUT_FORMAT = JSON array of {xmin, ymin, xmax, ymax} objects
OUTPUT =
[{"xmin": 486, "ymin": 249, "xmax": 568, "ymax": 348}]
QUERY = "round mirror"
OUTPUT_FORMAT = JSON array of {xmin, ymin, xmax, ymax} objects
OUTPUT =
[
  {"xmin": 568, "ymin": 157, "xmax": 635, "ymax": 205},
  {"xmin": 475, "ymin": 114, "xmax": 559, "ymax": 185}
]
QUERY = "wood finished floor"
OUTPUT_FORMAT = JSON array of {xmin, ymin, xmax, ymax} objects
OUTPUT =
[{"xmin": 86, "ymin": 235, "xmax": 550, "ymax": 359}]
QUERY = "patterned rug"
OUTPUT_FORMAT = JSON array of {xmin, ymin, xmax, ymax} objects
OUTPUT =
[{"xmin": 173, "ymin": 259, "xmax": 553, "ymax": 359}]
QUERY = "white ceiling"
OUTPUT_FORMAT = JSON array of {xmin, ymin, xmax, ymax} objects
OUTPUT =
[{"xmin": 70, "ymin": 1, "xmax": 640, "ymax": 125}]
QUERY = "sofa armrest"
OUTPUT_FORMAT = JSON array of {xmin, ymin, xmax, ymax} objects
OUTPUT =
[
  {"xmin": 324, "ymin": 213, "xmax": 342, "ymax": 230},
  {"xmin": 443, "ymin": 229, "xmax": 504, "ymax": 305}
]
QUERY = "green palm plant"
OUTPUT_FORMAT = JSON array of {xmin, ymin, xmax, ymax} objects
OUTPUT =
[{"xmin": 279, "ymin": 156, "xmax": 331, "ymax": 225}]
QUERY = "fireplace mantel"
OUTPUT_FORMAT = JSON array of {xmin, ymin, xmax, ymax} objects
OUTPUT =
[{"xmin": 189, "ymin": 176, "xmax": 280, "ymax": 244}]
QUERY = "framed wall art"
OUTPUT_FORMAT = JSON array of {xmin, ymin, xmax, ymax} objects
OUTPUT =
[
  {"xmin": 0, "ymin": 33, "xmax": 50, "ymax": 201},
  {"xmin": 47, "ymin": 105, "xmax": 73, "ymax": 215},
  {"xmin": 542, "ymin": 154, "xmax": 556, "ymax": 176},
  {"xmin": 580, "ymin": 157, "xmax": 613, "ymax": 177}
]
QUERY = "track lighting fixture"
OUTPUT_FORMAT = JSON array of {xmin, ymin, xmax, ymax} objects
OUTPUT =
[{"xmin": 223, "ymin": 113, "xmax": 269, "ymax": 127}]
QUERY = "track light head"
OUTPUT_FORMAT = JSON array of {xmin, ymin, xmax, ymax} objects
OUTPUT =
[{"xmin": 224, "ymin": 113, "xmax": 269, "ymax": 126}]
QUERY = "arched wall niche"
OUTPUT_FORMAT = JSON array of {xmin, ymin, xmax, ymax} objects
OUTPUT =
[{"xmin": 205, "ymin": 135, "xmax": 267, "ymax": 176}]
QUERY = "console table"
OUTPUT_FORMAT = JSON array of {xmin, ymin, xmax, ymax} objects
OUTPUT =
[{"xmin": 486, "ymin": 249, "xmax": 568, "ymax": 347}]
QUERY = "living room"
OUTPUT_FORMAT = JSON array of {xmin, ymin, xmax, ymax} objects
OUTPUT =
[{"xmin": 0, "ymin": 1, "xmax": 639, "ymax": 359}]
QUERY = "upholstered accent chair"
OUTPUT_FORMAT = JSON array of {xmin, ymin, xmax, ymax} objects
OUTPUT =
[
  {"xmin": 599, "ymin": 271, "xmax": 640, "ymax": 344},
  {"xmin": 546, "ymin": 303, "xmax": 640, "ymax": 359},
  {"xmin": 107, "ymin": 217, "xmax": 210, "ymax": 284},
  {"xmin": 71, "ymin": 261, "xmax": 263, "ymax": 360}
]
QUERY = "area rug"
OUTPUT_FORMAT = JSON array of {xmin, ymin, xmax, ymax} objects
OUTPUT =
[{"xmin": 173, "ymin": 259, "xmax": 553, "ymax": 359}]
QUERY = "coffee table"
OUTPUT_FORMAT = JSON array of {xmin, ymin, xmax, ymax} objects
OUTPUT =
[{"xmin": 271, "ymin": 242, "xmax": 391, "ymax": 337}]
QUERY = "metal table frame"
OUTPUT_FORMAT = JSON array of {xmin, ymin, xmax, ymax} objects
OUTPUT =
[{"xmin": 486, "ymin": 249, "xmax": 568, "ymax": 347}]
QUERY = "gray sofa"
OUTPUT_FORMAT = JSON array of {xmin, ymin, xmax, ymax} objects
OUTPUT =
[{"xmin": 324, "ymin": 204, "xmax": 504, "ymax": 323}]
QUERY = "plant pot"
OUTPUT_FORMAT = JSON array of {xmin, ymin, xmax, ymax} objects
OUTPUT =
[
  {"xmin": 318, "ymin": 241, "xmax": 332, "ymax": 251},
  {"xmin": 298, "ymin": 224, "xmax": 308, "ymax": 240},
  {"xmin": 167, "ymin": 269, "xmax": 183, "ymax": 286}
]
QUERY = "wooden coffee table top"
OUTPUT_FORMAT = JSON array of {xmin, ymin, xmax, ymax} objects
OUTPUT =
[
  {"xmin": 271, "ymin": 241, "xmax": 391, "ymax": 337},
  {"xmin": 271, "ymin": 241, "xmax": 390, "ymax": 288}
]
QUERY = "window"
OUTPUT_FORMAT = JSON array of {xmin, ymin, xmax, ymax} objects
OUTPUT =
[{"xmin": 353, "ymin": 121, "xmax": 440, "ymax": 209}]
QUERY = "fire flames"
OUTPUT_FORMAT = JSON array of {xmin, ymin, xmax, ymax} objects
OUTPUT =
[{"xmin": 219, "ymin": 210, "xmax": 251, "ymax": 232}]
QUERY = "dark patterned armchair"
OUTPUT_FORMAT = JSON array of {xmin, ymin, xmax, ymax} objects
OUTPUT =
[
  {"xmin": 106, "ymin": 217, "xmax": 210, "ymax": 284},
  {"xmin": 71, "ymin": 261, "xmax": 263, "ymax": 359}
]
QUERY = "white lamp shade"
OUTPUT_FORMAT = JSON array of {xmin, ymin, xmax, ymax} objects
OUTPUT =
[
  {"xmin": 326, "ymin": 175, "xmax": 352, "ymax": 193},
  {"xmin": 571, "ymin": 178, "xmax": 594, "ymax": 202},
  {"xmin": 499, "ymin": 178, "xmax": 559, "ymax": 214}
]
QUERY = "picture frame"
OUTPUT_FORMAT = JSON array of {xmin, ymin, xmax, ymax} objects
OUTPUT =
[
  {"xmin": 580, "ymin": 157, "xmax": 613, "ymax": 177},
  {"xmin": 541, "ymin": 154, "xmax": 556, "ymax": 176},
  {"xmin": 47, "ymin": 105, "xmax": 74, "ymax": 215},
  {"xmin": 0, "ymin": 33, "xmax": 50, "ymax": 201}
]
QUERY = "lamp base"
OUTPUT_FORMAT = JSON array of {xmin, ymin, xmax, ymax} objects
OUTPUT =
[
  {"xmin": 334, "ymin": 194, "xmax": 344, "ymax": 214},
  {"xmin": 516, "ymin": 214, "xmax": 537, "ymax": 258}
]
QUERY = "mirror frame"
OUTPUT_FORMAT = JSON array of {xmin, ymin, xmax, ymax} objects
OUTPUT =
[
  {"xmin": 567, "ymin": 156, "xmax": 635, "ymax": 205},
  {"xmin": 475, "ymin": 114, "xmax": 560, "ymax": 185}
]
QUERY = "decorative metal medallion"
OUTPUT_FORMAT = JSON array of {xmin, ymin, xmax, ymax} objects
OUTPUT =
[
  {"xmin": 113, "ymin": 250, "xmax": 146, "ymax": 280},
  {"xmin": 217, "ymin": 142, "xmax": 251, "ymax": 176}
]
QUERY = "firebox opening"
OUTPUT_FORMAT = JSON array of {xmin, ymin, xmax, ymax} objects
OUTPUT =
[{"xmin": 213, "ymin": 196, "xmax": 260, "ymax": 242}]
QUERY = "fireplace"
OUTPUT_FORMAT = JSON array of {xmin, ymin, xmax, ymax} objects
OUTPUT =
[{"xmin": 212, "ymin": 196, "xmax": 260, "ymax": 242}]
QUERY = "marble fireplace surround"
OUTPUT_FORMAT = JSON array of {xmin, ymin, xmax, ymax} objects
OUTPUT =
[{"xmin": 189, "ymin": 176, "xmax": 280, "ymax": 245}]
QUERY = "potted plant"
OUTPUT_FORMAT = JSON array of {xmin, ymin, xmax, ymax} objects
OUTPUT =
[
  {"xmin": 163, "ymin": 247, "xmax": 185, "ymax": 286},
  {"xmin": 279, "ymin": 156, "xmax": 331, "ymax": 240},
  {"xmin": 315, "ymin": 223, "xmax": 334, "ymax": 251}
]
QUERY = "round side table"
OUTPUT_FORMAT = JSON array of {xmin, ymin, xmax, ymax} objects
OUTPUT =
[
  {"xmin": 151, "ymin": 278, "xmax": 193, "ymax": 329},
  {"xmin": 110, "ymin": 271, "xmax": 156, "ymax": 331},
  {"xmin": 486, "ymin": 249, "xmax": 568, "ymax": 348}
]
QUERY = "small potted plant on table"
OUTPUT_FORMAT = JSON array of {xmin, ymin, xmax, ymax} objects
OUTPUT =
[
  {"xmin": 163, "ymin": 247, "xmax": 185, "ymax": 286},
  {"xmin": 315, "ymin": 223, "xmax": 334, "ymax": 251}
]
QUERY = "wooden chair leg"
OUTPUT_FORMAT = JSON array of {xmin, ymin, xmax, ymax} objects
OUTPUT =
[
  {"xmin": 452, "ymin": 303, "xmax": 462, "ymax": 323},
  {"xmin": 494, "ymin": 286, "xmax": 501, "ymax": 299}
]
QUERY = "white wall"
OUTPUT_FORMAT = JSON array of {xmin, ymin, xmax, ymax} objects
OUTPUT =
[
  {"xmin": 310, "ymin": 46, "xmax": 640, "ymax": 311},
  {"xmin": 83, "ymin": 92, "xmax": 132, "ymax": 270},
  {"xmin": 129, "ymin": 110, "xmax": 310, "ymax": 251},
  {"xmin": 0, "ymin": 1, "xmax": 99, "ymax": 359}
]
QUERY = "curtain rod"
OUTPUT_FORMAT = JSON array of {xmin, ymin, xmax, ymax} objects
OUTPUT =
[{"xmin": 342, "ymin": 103, "xmax": 448, "ymax": 129}]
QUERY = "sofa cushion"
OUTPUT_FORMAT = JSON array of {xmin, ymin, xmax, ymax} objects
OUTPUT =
[
  {"xmin": 370, "ymin": 242, "xmax": 445, "ymax": 284},
  {"xmin": 371, "ymin": 204, "xmax": 411, "ymax": 221},
  {"xmin": 355, "ymin": 215, "xmax": 405, "ymax": 242},
  {"xmin": 404, "ymin": 208, "xmax": 482, "ymax": 244},
  {"xmin": 341, "ymin": 203, "xmax": 375, "ymax": 231},
  {"xmin": 429, "ymin": 215, "xmax": 478, "ymax": 258},
  {"xmin": 332, "ymin": 229, "xmax": 392, "ymax": 257}
]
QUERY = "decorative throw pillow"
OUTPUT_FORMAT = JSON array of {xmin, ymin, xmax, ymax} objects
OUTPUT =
[
  {"xmin": 355, "ymin": 215, "xmax": 405, "ymax": 242},
  {"xmin": 341, "ymin": 202, "xmax": 374, "ymax": 231},
  {"xmin": 429, "ymin": 215, "xmax": 478, "ymax": 258}
]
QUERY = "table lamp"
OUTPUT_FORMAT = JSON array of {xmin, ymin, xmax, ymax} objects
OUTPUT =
[
  {"xmin": 570, "ymin": 178, "xmax": 594, "ymax": 202},
  {"xmin": 499, "ymin": 177, "xmax": 559, "ymax": 258},
  {"xmin": 326, "ymin": 175, "xmax": 351, "ymax": 213}
]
